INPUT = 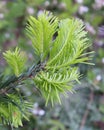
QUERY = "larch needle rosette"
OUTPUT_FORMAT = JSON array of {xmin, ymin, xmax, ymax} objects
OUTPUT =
[{"xmin": 26, "ymin": 11, "xmax": 94, "ymax": 106}]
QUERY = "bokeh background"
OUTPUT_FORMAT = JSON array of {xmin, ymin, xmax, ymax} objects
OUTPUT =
[{"xmin": 0, "ymin": 0, "xmax": 104, "ymax": 130}]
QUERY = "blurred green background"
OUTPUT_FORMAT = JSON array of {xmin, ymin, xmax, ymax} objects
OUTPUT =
[{"xmin": 0, "ymin": 0, "xmax": 104, "ymax": 130}]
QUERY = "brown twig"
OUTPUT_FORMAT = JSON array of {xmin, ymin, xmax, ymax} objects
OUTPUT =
[{"xmin": 79, "ymin": 88, "xmax": 94, "ymax": 130}]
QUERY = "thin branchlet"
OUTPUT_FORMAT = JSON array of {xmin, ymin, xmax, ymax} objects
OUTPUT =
[{"xmin": 0, "ymin": 62, "xmax": 45, "ymax": 93}]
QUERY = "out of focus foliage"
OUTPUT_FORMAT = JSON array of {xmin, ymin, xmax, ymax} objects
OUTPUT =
[{"xmin": 0, "ymin": 0, "xmax": 104, "ymax": 130}]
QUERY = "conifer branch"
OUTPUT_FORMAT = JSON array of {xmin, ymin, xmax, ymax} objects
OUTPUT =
[{"xmin": 0, "ymin": 11, "xmax": 94, "ymax": 127}]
